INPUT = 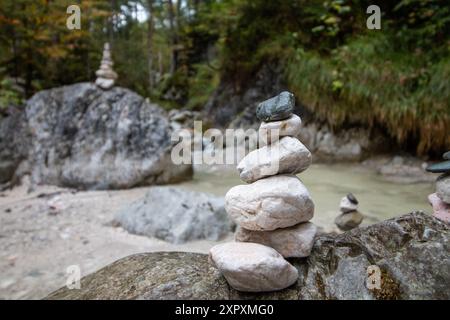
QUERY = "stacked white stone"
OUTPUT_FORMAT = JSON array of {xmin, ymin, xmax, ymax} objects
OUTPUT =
[
  {"xmin": 95, "ymin": 43, "xmax": 118, "ymax": 90},
  {"xmin": 209, "ymin": 91, "xmax": 317, "ymax": 292}
]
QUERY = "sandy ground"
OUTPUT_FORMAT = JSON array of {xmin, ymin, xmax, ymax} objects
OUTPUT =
[{"xmin": 0, "ymin": 183, "xmax": 232, "ymax": 299}]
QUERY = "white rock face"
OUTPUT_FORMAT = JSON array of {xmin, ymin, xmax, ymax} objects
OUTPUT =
[
  {"xmin": 339, "ymin": 196, "xmax": 358, "ymax": 213},
  {"xmin": 259, "ymin": 114, "xmax": 302, "ymax": 144},
  {"xmin": 235, "ymin": 222, "xmax": 317, "ymax": 258},
  {"xmin": 436, "ymin": 174, "xmax": 450, "ymax": 204},
  {"xmin": 209, "ymin": 242, "xmax": 298, "ymax": 292},
  {"xmin": 237, "ymin": 136, "xmax": 311, "ymax": 183},
  {"xmin": 225, "ymin": 175, "xmax": 314, "ymax": 231},
  {"xmin": 95, "ymin": 78, "xmax": 115, "ymax": 90}
]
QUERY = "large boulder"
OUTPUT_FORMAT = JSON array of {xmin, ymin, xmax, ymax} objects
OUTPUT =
[
  {"xmin": 114, "ymin": 186, "xmax": 234, "ymax": 244},
  {"xmin": 47, "ymin": 212, "xmax": 450, "ymax": 300},
  {"xmin": 0, "ymin": 107, "xmax": 30, "ymax": 185},
  {"xmin": 22, "ymin": 83, "xmax": 191, "ymax": 189}
]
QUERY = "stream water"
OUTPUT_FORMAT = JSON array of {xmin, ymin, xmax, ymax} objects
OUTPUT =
[{"xmin": 179, "ymin": 163, "xmax": 434, "ymax": 230}]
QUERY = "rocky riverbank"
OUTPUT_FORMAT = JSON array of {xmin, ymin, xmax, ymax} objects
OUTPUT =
[
  {"xmin": 47, "ymin": 212, "xmax": 450, "ymax": 300},
  {"xmin": 0, "ymin": 183, "xmax": 233, "ymax": 299}
]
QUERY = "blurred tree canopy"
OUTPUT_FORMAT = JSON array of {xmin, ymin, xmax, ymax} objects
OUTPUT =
[{"xmin": 0, "ymin": 0, "xmax": 449, "ymax": 154}]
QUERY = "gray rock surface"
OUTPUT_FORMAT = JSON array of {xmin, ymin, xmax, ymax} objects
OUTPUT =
[
  {"xmin": 0, "ymin": 107, "xmax": 30, "ymax": 185},
  {"xmin": 115, "ymin": 186, "xmax": 234, "ymax": 244},
  {"xmin": 46, "ymin": 212, "xmax": 450, "ymax": 300},
  {"xmin": 23, "ymin": 83, "xmax": 191, "ymax": 189},
  {"xmin": 204, "ymin": 63, "xmax": 287, "ymax": 129}
]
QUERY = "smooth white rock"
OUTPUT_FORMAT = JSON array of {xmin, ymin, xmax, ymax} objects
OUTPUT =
[
  {"xmin": 225, "ymin": 175, "xmax": 314, "ymax": 231},
  {"xmin": 235, "ymin": 222, "xmax": 317, "ymax": 258},
  {"xmin": 95, "ymin": 68, "xmax": 118, "ymax": 79},
  {"xmin": 259, "ymin": 114, "xmax": 302, "ymax": 144},
  {"xmin": 339, "ymin": 196, "xmax": 358, "ymax": 213},
  {"xmin": 95, "ymin": 78, "xmax": 115, "ymax": 90},
  {"xmin": 237, "ymin": 136, "xmax": 311, "ymax": 183},
  {"xmin": 209, "ymin": 242, "xmax": 298, "ymax": 292},
  {"xmin": 436, "ymin": 174, "xmax": 450, "ymax": 204}
]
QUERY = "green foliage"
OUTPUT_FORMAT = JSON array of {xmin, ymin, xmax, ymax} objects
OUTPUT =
[
  {"xmin": 185, "ymin": 62, "xmax": 220, "ymax": 110},
  {"xmin": 0, "ymin": 78, "xmax": 24, "ymax": 110},
  {"xmin": 286, "ymin": 34, "xmax": 450, "ymax": 155},
  {"xmin": 0, "ymin": 0, "xmax": 448, "ymax": 155}
]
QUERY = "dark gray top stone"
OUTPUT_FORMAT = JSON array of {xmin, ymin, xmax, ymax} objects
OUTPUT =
[
  {"xmin": 426, "ymin": 160, "xmax": 450, "ymax": 173},
  {"xmin": 347, "ymin": 193, "xmax": 358, "ymax": 204},
  {"xmin": 256, "ymin": 91, "xmax": 294, "ymax": 122},
  {"xmin": 443, "ymin": 151, "xmax": 450, "ymax": 160}
]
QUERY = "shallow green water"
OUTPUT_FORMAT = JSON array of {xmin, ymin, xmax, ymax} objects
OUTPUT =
[{"xmin": 179, "ymin": 164, "xmax": 434, "ymax": 229}]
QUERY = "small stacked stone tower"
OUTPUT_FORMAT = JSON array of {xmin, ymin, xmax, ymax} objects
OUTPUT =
[
  {"xmin": 209, "ymin": 91, "xmax": 317, "ymax": 292},
  {"xmin": 95, "ymin": 43, "xmax": 118, "ymax": 90}
]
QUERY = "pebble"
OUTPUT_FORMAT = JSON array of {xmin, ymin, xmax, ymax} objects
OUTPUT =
[
  {"xmin": 259, "ymin": 114, "xmax": 302, "ymax": 144},
  {"xmin": 225, "ymin": 175, "xmax": 314, "ymax": 231},
  {"xmin": 426, "ymin": 160, "xmax": 450, "ymax": 173},
  {"xmin": 256, "ymin": 91, "xmax": 294, "ymax": 122},
  {"xmin": 428, "ymin": 193, "xmax": 450, "ymax": 223},
  {"xmin": 334, "ymin": 211, "xmax": 364, "ymax": 231},
  {"xmin": 436, "ymin": 173, "xmax": 450, "ymax": 204},
  {"xmin": 209, "ymin": 242, "xmax": 298, "ymax": 292},
  {"xmin": 237, "ymin": 136, "xmax": 311, "ymax": 183},
  {"xmin": 235, "ymin": 222, "xmax": 317, "ymax": 258}
]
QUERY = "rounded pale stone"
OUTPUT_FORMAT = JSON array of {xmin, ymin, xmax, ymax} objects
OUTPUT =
[
  {"xmin": 237, "ymin": 136, "xmax": 311, "ymax": 183},
  {"xmin": 259, "ymin": 114, "xmax": 302, "ymax": 144},
  {"xmin": 339, "ymin": 195, "xmax": 358, "ymax": 213},
  {"xmin": 428, "ymin": 193, "xmax": 450, "ymax": 223},
  {"xmin": 225, "ymin": 175, "xmax": 314, "ymax": 231},
  {"xmin": 334, "ymin": 211, "xmax": 364, "ymax": 231},
  {"xmin": 95, "ymin": 68, "xmax": 118, "ymax": 80},
  {"xmin": 436, "ymin": 174, "xmax": 450, "ymax": 204},
  {"xmin": 235, "ymin": 222, "xmax": 317, "ymax": 258},
  {"xmin": 209, "ymin": 242, "xmax": 298, "ymax": 292},
  {"xmin": 95, "ymin": 78, "xmax": 115, "ymax": 90}
]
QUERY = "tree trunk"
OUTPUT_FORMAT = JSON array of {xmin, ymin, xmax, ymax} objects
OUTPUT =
[
  {"xmin": 147, "ymin": 0, "xmax": 155, "ymax": 90},
  {"xmin": 167, "ymin": 0, "xmax": 178, "ymax": 75}
]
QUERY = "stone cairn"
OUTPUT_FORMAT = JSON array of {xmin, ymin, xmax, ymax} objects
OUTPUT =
[
  {"xmin": 209, "ymin": 91, "xmax": 316, "ymax": 292},
  {"xmin": 426, "ymin": 151, "xmax": 450, "ymax": 223},
  {"xmin": 334, "ymin": 193, "xmax": 364, "ymax": 231},
  {"xmin": 95, "ymin": 43, "xmax": 118, "ymax": 90}
]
